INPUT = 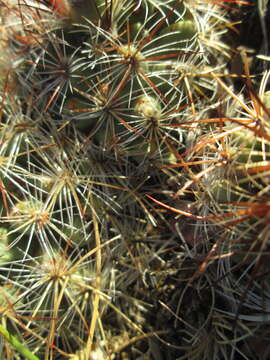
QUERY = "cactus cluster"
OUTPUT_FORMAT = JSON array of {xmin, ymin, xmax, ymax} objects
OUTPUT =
[{"xmin": 0, "ymin": 0, "xmax": 270, "ymax": 359}]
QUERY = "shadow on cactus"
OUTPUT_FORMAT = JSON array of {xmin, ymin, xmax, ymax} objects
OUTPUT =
[{"xmin": 146, "ymin": 51, "xmax": 270, "ymax": 358}]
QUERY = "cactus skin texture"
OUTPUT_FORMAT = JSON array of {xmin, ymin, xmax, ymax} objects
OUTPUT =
[{"xmin": 0, "ymin": 1, "xmax": 269, "ymax": 359}]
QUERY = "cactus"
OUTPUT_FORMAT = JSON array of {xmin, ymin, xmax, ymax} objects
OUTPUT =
[{"xmin": 0, "ymin": 0, "xmax": 269, "ymax": 359}]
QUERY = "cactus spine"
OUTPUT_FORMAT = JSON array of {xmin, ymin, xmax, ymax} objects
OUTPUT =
[{"xmin": 1, "ymin": 1, "xmax": 269, "ymax": 359}]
